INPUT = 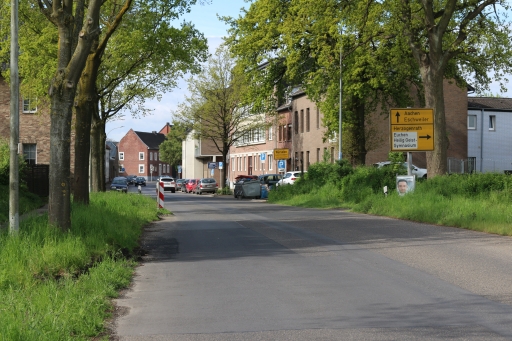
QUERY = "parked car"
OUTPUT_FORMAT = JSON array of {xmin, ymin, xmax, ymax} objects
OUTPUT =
[
  {"xmin": 157, "ymin": 176, "xmax": 176, "ymax": 193},
  {"xmin": 276, "ymin": 171, "xmax": 306, "ymax": 186},
  {"xmin": 134, "ymin": 176, "xmax": 146, "ymax": 186},
  {"xmin": 178, "ymin": 179, "xmax": 188, "ymax": 192},
  {"xmin": 176, "ymin": 179, "xmax": 185, "ymax": 191},
  {"xmin": 110, "ymin": 177, "xmax": 128, "ymax": 193},
  {"xmin": 373, "ymin": 161, "xmax": 427, "ymax": 179},
  {"xmin": 185, "ymin": 179, "xmax": 199, "ymax": 193},
  {"xmin": 193, "ymin": 178, "xmax": 218, "ymax": 195},
  {"xmin": 258, "ymin": 174, "xmax": 282, "ymax": 189},
  {"xmin": 126, "ymin": 175, "xmax": 137, "ymax": 185}
]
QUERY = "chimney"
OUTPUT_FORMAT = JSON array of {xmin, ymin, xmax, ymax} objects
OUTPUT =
[{"xmin": 152, "ymin": 131, "xmax": 157, "ymax": 134}]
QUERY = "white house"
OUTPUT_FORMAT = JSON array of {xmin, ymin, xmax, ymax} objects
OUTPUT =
[{"xmin": 467, "ymin": 97, "xmax": 512, "ymax": 173}]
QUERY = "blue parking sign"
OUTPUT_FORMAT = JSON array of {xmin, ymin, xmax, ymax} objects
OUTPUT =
[
  {"xmin": 260, "ymin": 153, "xmax": 266, "ymax": 162},
  {"xmin": 277, "ymin": 159, "xmax": 286, "ymax": 171}
]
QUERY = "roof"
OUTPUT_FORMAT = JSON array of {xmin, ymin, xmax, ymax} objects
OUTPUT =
[
  {"xmin": 134, "ymin": 131, "xmax": 166, "ymax": 149},
  {"xmin": 468, "ymin": 97, "xmax": 512, "ymax": 110}
]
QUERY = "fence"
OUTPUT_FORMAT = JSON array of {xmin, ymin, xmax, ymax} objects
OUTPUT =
[
  {"xmin": 23, "ymin": 164, "xmax": 49, "ymax": 197},
  {"xmin": 447, "ymin": 157, "xmax": 512, "ymax": 174}
]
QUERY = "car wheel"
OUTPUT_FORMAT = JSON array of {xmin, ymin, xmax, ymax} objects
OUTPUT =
[{"xmin": 172, "ymin": 189, "xmax": 175, "ymax": 193}]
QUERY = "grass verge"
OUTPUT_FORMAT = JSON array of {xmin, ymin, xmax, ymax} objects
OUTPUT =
[
  {"xmin": 269, "ymin": 161, "xmax": 512, "ymax": 236},
  {"xmin": 0, "ymin": 191, "xmax": 168, "ymax": 340}
]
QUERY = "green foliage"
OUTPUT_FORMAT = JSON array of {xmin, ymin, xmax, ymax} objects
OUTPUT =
[
  {"xmin": 270, "ymin": 167, "xmax": 512, "ymax": 236},
  {"xmin": 0, "ymin": 192, "xmax": 160, "ymax": 339},
  {"xmin": 0, "ymin": 184, "xmax": 45, "ymax": 223},
  {"xmin": 159, "ymin": 120, "xmax": 191, "ymax": 168},
  {"xmin": 0, "ymin": 138, "xmax": 28, "ymax": 187}
]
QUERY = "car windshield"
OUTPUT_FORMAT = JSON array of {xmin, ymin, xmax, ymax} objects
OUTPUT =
[
  {"xmin": 203, "ymin": 178, "xmax": 215, "ymax": 183},
  {"xmin": 283, "ymin": 173, "xmax": 292, "ymax": 179},
  {"xmin": 112, "ymin": 179, "xmax": 126, "ymax": 185}
]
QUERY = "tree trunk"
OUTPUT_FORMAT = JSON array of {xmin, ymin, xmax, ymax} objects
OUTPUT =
[
  {"xmin": 48, "ymin": 85, "xmax": 76, "ymax": 230},
  {"xmin": 421, "ymin": 68, "xmax": 448, "ymax": 177},
  {"xmin": 90, "ymin": 116, "xmax": 105, "ymax": 192},
  {"xmin": 73, "ymin": 56, "xmax": 99, "ymax": 204}
]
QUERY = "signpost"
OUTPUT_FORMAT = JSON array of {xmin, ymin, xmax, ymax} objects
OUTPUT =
[
  {"xmin": 208, "ymin": 162, "xmax": 217, "ymax": 169},
  {"xmin": 390, "ymin": 108, "xmax": 434, "ymax": 151}
]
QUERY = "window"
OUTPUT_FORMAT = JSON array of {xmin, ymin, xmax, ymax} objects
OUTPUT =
[
  {"xmin": 306, "ymin": 108, "xmax": 310, "ymax": 132},
  {"xmin": 156, "ymin": 153, "xmax": 159, "ymax": 161},
  {"xmin": 23, "ymin": 144, "xmax": 36, "ymax": 165},
  {"xmin": 119, "ymin": 152, "xmax": 124, "ymax": 160},
  {"xmin": 306, "ymin": 151, "xmax": 310, "ymax": 169},
  {"xmin": 317, "ymin": 148, "xmax": 320, "ymax": 162},
  {"xmin": 279, "ymin": 126, "xmax": 283, "ymax": 141},
  {"xmin": 300, "ymin": 110, "xmax": 304, "ymax": 133},
  {"xmin": 150, "ymin": 152, "xmax": 153, "ymax": 161},
  {"xmin": 489, "ymin": 115, "xmax": 496, "ymax": 131},
  {"xmin": 468, "ymin": 115, "xmax": 477, "ymax": 130},
  {"xmin": 287, "ymin": 124, "xmax": 292, "ymax": 140},
  {"xmin": 316, "ymin": 108, "xmax": 320, "ymax": 129},
  {"xmin": 232, "ymin": 157, "xmax": 235, "ymax": 171},
  {"xmin": 22, "ymin": 95, "xmax": 37, "ymax": 113},
  {"xmin": 268, "ymin": 155, "xmax": 273, "ymax": 170},
  {"xmin": 139, "ymin": 152, "xmax": 144, "ymax": 160},
  {"xmin": 139, "ymin": 164, "xmax": 144, "ymax": 173},
  {"xmin": 268, "ymin": 126, "xmax": 273, "ymax": 140},
  {"xmin": 294, "ymin": 111, "xmax": 299, "ymax": 134}
]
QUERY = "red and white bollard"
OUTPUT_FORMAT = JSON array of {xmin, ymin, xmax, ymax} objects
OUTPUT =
[{"xmin": 157, "ymin": 181, "xmax": 165, "ymax": 209}]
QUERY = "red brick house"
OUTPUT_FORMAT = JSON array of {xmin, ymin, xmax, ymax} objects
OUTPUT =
[{"xmin": 117, "ymin": 124, "xmax": 172, "ymax": 180}]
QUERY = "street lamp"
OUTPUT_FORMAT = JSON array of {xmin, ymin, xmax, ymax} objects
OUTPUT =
[{"xmin": 106, "ymin": 125, "xmax": 124, "ymax": 140}]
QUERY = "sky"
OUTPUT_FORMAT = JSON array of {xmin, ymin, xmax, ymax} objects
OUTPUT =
[
  {"xmin": 105, "ymin": 1, "xmax": 511, "ymax": 142},
  {"xmin": 105, "ymin": 0, "xmax": 249, "ymax": 142}
]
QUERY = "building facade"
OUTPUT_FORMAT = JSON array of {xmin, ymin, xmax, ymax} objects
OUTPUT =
[
  {"xmin": 467, "ymin": 97, "xmax": 512, "ymax": 173},
  {"xmin": 117, "ymin": 128, "xmax": 171, "ymax": 180}
]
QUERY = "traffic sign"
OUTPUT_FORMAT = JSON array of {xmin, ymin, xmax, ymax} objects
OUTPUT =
[
  {"xmin": 260, "ymin": 153, "xmax": 266, "ymax": 163},
  {"xmin": 218, "ymin": 162, "xmax": 223, "ymax": 169},
  {"xmin": 274, "ymin": 148, "xmax": 289, "ymax": 160},
  {"xmin": 390, "ymin": 108, "xmax": 434, "ymax": 151},
  {"xmin": 277, "ymin": 159, "xmax": 286, "ymax": 172}
]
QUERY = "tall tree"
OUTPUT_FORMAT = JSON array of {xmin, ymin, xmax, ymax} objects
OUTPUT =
[
  {"xmin": 74, "ymin": 0, "xmax": 208, "ymax": 202},
  {"xmin": 36, "ymin": 0, "xmax": 102, "ymax": 230},
  {"xmin": 223, "ymin": 0, "xmax": 420, "ymax": 165},
  {"xmin": 159, "ymin": 120, "xmax": 191, "ymax": 172},
  {"xmin": 175, "ymin": 46, "xmax": 267, "ymax": 188},
  {"xmin": 389, "ymin": 0, "xmax": 512, "ymax": 176}
]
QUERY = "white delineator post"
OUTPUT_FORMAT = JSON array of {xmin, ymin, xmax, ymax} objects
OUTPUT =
[{"xmin": 157, "ymin": 181, "xmax": 164, "ymax": 209}]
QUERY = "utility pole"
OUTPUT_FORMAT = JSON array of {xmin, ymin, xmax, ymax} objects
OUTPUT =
[
  {"xmin": 9, "ymin": 0, "xmax": 19, "ymax": 234},
  {"xmin": 338, "ymin": 22, "xmax": 343, "ymax": 161}
]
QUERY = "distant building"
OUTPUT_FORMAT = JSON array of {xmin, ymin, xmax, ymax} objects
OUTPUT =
[{"xmin": 117, "ymin": 125, "xmax": 172, "ymax": 180}]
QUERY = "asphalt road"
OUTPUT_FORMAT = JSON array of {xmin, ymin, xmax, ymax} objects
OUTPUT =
[{"xmin": 113, "ymin": 186, "xmax": 512, "ymax": 340}]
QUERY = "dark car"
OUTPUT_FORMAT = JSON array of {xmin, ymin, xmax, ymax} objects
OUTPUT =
[
  {"xmin": 126, "ymin": 175, "xmax": 137, "ymax": 185},
  {"xmin": 194, "ymin": 178, "xmax": 218, "ymax": 195},
  {"xmin": 110, "ymin": 177, "xmax": 128, "ymax": 193},
  {"xmin": 134, "ymin": 176, "xmax": 146, "ymax": 186},
  {"xmin": 258, "ymin": 174, "xmax": 282, "ymax": 190}
]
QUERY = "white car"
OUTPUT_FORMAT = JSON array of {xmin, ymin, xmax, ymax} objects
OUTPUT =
[
  {"xmin": 157, "ymin": 176, "xmax": 176, "ymax": 193},
  {"xmin": 373, "ymin": 161, "xmax": 427, "ymax": 178},
  {"xmin": 276, "ymin": 171, "xmax": 306, "ymax": 186}
]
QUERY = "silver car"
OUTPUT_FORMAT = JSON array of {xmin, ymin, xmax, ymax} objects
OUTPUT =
[{"xmin": 194, "ymin": 178, "xmax": 218, "ymax": 194}]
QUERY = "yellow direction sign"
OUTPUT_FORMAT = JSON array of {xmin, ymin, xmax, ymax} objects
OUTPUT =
[
  {"xmin": 273, "ymin": 148, "xmax": 289, "ymax": 160},
  {"xmin": 390, "ymin": 108, "xmax": 434, "ymax": 151}
]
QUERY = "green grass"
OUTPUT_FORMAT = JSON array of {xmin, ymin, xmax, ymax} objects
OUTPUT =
[
  {"xmin": 269, "ymin": 161, "xmax": 512, "ymax": 236},
  {"xmin": 0, "ymin": 191, "xmax": 167, "ymax": 341},
  {"xmin": 0, "ymin": 184, "xmax": 45, "ymax": 223}
]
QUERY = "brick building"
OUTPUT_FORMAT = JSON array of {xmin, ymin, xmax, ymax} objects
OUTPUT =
[
  {"xmin": 117, "ymin": 124, "xmax": 172, "ymax": 180},
  {"xmin": 227, "ymin": 79, "xmax": 468, "ymax": 183},
  {"xmin": 0, "ymin": 76, "xmax": 75, "ymax": 167}
]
